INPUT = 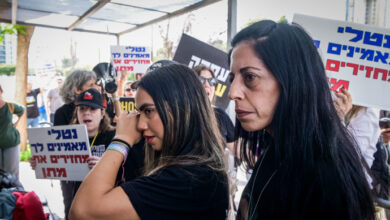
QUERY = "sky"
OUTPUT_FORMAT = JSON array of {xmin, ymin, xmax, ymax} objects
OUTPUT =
[{"xmin": 27, "ymin": 0, "xmax": 347, "ymax": 70}]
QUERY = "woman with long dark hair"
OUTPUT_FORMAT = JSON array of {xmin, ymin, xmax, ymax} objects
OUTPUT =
[
  {"xmin": 70, "ymin": 64, "xmax": 229, "ymax": 219},
  {"xmin": 228, "ymin": 20, "xmax": 375, "ymax": 219}
]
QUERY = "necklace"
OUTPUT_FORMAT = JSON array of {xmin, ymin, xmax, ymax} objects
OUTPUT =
[
  {"xmin": 90, "ymin": 132, "xmax": 98, "ymax": 149},
  {"xmin": 248, "ymin": 146, "xmax": 278, "ymax": 220}
]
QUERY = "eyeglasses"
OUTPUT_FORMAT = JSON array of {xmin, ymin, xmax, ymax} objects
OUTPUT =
[
  {"xmin": 125, "ymin": 88, "xmax": 136, "ymax": 92},
  {"xmin": 199, "ymin": 76, "xmax": 217, "ymax": 86}
]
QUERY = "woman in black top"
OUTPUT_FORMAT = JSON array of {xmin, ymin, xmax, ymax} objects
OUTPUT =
[
  {"xmin": 69, "ymin": 88, "xmax": 116, "ymax": 194},
  {"xmin": 53, "ymin": 69, "xmax": 100, "ymax": 220},
  {"xmin": 70, "ymin": 64, "xmax": 229, "ymax": 220},
  {"xmin": 228, "ymin": 20, "xmax": 375, "ymax": 219}
]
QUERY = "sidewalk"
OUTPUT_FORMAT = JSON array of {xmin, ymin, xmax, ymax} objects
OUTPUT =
[{"xmin": 19, "ymin": 162, "xmax": 65, "ymax": 219}]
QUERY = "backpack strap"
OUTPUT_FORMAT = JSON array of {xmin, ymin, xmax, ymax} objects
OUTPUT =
[{"xmin": 7, "ymin": 102, "xmax": 14, "ymax": 114}]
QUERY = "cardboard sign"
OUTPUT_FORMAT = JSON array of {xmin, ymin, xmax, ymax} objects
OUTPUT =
[
  {"xmin": 111, "ymin": 46, "xmax": 151, "ymax": 73},
  {"xmin": 173, "ymin": 34, "xmax": 231, "ymax": 110},
  {"xmin": 28, "ymin": 124, "xmax": 91, "ymax": 181},
  {"xmin": 120, "ymin": 97, "xmax": 135, "ymax": 112},
  {"xmin": 293, "ymin": 14, "xmax": 390, "ymax": 110}
]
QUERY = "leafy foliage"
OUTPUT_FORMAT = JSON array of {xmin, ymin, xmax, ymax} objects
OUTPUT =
[
  {"xmin": 0, "ymin": 64, "xmax": 16, "ymax": 75},
  {"xmin": 20, "ymin": 144, "xmax": 32, "ymax": 162},
  {"xmin": 0, "ymin": 24, "xmax": 26, "ymax": 44}
]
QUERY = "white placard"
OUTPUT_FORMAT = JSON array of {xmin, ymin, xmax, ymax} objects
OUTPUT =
[
  {"xmin": 293, "ymin": 14, "xmax": 390, "ymax": 110},
  {"xmin": 28, "ymin": 124, "xmax": 91, "ymax": 181},
  {"xmin": 110, "ymin": 45, "xmax": 151, "ymax": 73}
]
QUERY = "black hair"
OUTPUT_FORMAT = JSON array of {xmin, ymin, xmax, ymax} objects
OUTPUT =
[
  {"xmin": 229, "ymin": 20, "xmax": 375, "ymax": 219},
  {"xmin": 136, "ymin": 63, "xmax": 226, "ymax": 175}
]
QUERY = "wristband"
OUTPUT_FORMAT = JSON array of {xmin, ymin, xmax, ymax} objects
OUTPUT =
[
  {"xmin": 107, "ymin": 143, "xmax": 129, "ymax": 183},
  {"xmin": 111, "ymin": 97, "xmax": 120, "ymax": 102},
  {"xmin": 111, "ymin": 138, "xmax": 131, "ymax": 149},
  {"xmin": 107, "ymin": 143, "xmax": 129, "ymax": 161}
]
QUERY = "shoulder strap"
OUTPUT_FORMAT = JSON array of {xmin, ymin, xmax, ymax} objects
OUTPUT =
[{"xmin": 7, "ymin": 102, "xmax": 14, "ymax": 114}]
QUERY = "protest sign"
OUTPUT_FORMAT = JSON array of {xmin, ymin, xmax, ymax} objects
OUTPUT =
[
  {"xmin": 293, "ymin": 14, "xmax": 390, "ymax": 110},
  {"xmin": 120, "ymin": 97, "xmax": 135, "ymax": 112},
  {"xmin": 28, "ymin": 124, "xmax": 91, "ymax": 181},
  {"xmin": 111, "ymin": 46, "xmax": 151, "ymax": 73},
  {"xmin": 173, "ymin": 34, "xmax": 231, "ymax": 110},
  {"xmin": 36, "ymin": 63, "xmax": 56, "ymax": 77}
]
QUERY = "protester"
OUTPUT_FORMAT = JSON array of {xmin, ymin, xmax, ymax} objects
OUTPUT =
[
  {"xmin": 193, "ymin": 64, "xmax": 235, "ymax": 152},
  {"xmin": 193, "ymin": 64, "xmax": 236, "ymax": 216},
  {"xmin": 26, "ymin": 82, "xmax": 43, "ymax": 128},
  {"xmin": 334, "ymin": 89, "xmax": 380, "ymax": 168},
  {"xmin": 123, "ymin": 81, "xmax": 137, "ymax": 98},
  {"xmin": 333, "ymin": 89, "xmax": 381, "ymax": 193},
  {"xmin": 0, "ymin": 84, "xmax": 25, "ymax": 179},
  {"xmin": 69, "ymin": 88, "xmax": 115, "ymax": 193},
  {"xmin": 55, "ymin": 70, "xmax": 99, "ymax": 126},
  {"xmin": 228, "ymin": 20, "xmax": 375, "ymax": 219},
  {"xmin": 70, "ymin": 64, "xmax": 229, "ymax": 219},
  {"xmin": 47, "ymin": 77, "xmax": 64, "ymax": 123},
  {"xmin": 54, "ymin": 69, "xmax": 100, "ymax": 220}
]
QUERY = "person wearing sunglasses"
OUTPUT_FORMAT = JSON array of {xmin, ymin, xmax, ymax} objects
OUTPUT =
[
  {"xmin": 193, "ymin": 64, "xmax": 236, "ymax": 217},
  {"xmin": 123, "ymin": 81, "xmax": 137, "ymax": 98},
  {"xmin": 193, "ymin": 65, "xmax": 235, "ymax": 152}
]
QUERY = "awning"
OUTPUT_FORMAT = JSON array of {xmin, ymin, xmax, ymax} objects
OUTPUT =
[{"xmin": 0, "ymin": 0, "xmax": 222, "ymax": 37}]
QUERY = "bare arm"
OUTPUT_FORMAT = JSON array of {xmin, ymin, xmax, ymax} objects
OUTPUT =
[
  {"xmin": 70, "ymin": 112, "xmax": 142, "ymax": 220},
  {"xmin": 111, "ymin": 93, "xmax": 122, "ymax": 122},
  {"xmin": 117, "ymin": 71, "xmax": 128, "ymax": 97},
  {"xmin": 13, "ymin": 110, "xmax": 25, "ymax": 127}
]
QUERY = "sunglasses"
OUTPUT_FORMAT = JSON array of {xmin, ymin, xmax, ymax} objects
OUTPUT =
[
  {"xmin": 125, "ymin": 88, "xmax": 136, "ymax": 92},
  {"xmin": 199, "ymin": 76, "xmax": 217, "ymax": 86}
]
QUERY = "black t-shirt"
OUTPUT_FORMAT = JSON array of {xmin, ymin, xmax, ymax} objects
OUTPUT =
[
  {"xmin": 26, "ymin": 88, "xmax": 40, "ymax": 118},
  {"xmin": 54, "ymin": 103, "xmax": 75, "ymax": 126},
  {"xmin": 214, "ymin": 107, "xmax": 235, "ymax": 143},
  {"xmin": 120, "ymin": 165, "xmax": 229, "ymax": 220}
]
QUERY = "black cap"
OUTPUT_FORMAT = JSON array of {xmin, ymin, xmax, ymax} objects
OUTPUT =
[
  {"xmin": 146, "ymin": 60, "xmax": 176, "ymax": 74},
  {"xmin": 76, "ymin": 88, "xmax": 104, "ymax": 109}
]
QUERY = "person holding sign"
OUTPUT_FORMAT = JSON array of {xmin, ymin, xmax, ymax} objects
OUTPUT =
[
  {"xmin": 70, "ymin": 64, "xmax": 229, "ymax": 219},
  {"xmin": 53, "ymin": 69, "xmax": 100, "ymax": 220},
  {"xmin": 69, "ymin": 88, "xmax": 116, "ymax": 193},
  {"xmin": 228, "ymin": 20, "xmax": 375, "ymax": 219}
]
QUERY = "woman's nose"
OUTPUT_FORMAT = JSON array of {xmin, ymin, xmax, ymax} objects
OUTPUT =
[
  {"xmin": 137, "ymin": 115, "xmax": 148, "ymax": 131},
  {"xmin": 228, "ymin": 76, "xmax": 243, "ymax": 101}
]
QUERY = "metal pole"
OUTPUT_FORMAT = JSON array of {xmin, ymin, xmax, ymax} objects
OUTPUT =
[
  {"xmin": 227, "ymin": 0, "xmax": 237, "ymax": 50},
  {"xmin": 346, "ymin": 0, "xmax": 350, "ymax": 21}
]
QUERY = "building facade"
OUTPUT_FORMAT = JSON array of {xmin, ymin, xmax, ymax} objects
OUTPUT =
[
  {"xmin": 0, "ymin": 33, "xmax": 17, "ymax": 64},
  {"xmin": 347, "ymin": 0, "xmax": 390, "ymax": 28}
]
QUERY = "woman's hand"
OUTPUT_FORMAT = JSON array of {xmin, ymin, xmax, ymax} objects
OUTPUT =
[
  {"xmin": 114, "ymin": 111, "xmax": 142, "ymax": 147},
  {"xmin": 333, "ymin": 88, "xmax": 352, "ymax": 121},
  {"xmin": 87, "ymin": 156, "xmax": 100, "ymax": 170},
  {"xmin": 29, "ymin": 157, "xmax": 37, "ymax": 170}
]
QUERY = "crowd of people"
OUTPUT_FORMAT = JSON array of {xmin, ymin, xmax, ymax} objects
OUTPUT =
[{"xmin": 1, "ymin": 19, "xmax": 390, "ymax": 220}]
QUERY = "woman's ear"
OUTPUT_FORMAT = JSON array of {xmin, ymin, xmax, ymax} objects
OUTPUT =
[
  {"xmin": 101, "ymin": 109, "xmax": 105, "ymax": 119},
  {"xmin": 74, "ymin": 87, "xmax": 82, "ymax": 95}
]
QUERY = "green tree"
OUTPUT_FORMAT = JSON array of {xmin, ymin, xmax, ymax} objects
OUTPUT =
[
  {"xmin": 0, "ymin": 64, "xmax": 16, "ymax": 75},
  {"xmin": 0, "ymin": 24, "xmax": 25, "ymax": 44}
]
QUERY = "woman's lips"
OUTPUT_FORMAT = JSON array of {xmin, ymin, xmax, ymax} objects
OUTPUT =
[
  {"xmin": 144, "ymin": 136, "xmax": 155, "ymax": 144},
  {"xmin": 235, "ymin": 109, "xmax": 252, "ymax": 118}
]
